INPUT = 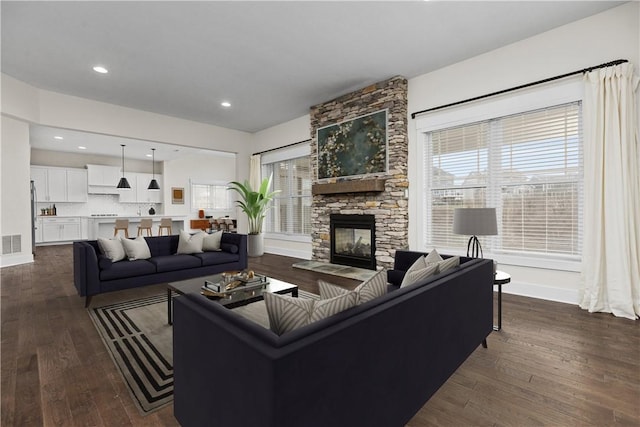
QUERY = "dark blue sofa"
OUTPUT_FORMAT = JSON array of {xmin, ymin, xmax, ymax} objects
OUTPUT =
[
  {"xmin": 73, "ymin": 233, "xmax": 247, "ymax": 307},
  {"xmin": 172, "ymin": 250, "xmax": 493, "ymax": 427}
]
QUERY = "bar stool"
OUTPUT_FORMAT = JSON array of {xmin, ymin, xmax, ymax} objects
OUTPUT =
[
  {"xmin": 158, "ymin": 217, "xmax": 173, "ymax": 236},
  {"xmin": 137, "ymin": 218, "xmax": 153, "ymax": 236},
  {"xmin": 114, "ymin": 219, "xmax": 129, "ymax": 238}
]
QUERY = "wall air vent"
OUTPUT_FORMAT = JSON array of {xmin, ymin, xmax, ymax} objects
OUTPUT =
[{"xmin": 2, "ymin": 235, "xmax": 22, "ymax": 254}]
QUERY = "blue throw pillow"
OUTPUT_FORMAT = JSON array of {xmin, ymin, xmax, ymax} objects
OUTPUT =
[{"xmin": 221, "ymin": 243, "xmax": 239, "ymax": 254}]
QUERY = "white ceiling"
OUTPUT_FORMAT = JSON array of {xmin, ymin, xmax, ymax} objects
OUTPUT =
[{"xmin": 2, "ymin": 1, "xmax": 623, "ymax": 137}]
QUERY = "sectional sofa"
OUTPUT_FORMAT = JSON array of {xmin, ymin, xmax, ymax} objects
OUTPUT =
[
  {"xmin": 73, "ymin": 233, "xmax": 247, "ymax": 307},
  {"xmin": 172, "ymin": 251, "xmax": 494, "ymax": 427}
]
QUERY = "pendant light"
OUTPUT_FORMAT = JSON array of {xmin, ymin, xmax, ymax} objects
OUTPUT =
[
  {"xmin": 116, "ymin": 144, "xmax": 131, "ymax": 189},
  {"xmin": 148, "ymin": 148, "xmax": 160, "ymax": 190}
]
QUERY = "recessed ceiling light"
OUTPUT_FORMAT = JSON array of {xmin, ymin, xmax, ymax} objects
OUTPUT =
[
  {"xmin": 93, "ymin": 65, "xmax": 108, "ymax": 74},
  {"xmin": 54, "ymin": 136, "xmax": 63, "ymax": 140},
  {"xmin": 78, "ymin": 146, "xmax": 87, "ymax": 150},
  {"xmin": 146, "ymin": 154, "xmax": 153, "ymax": 158},
  {"xmin": 221, "ymin": 101, "xmax": 231, "ymax": 108}
]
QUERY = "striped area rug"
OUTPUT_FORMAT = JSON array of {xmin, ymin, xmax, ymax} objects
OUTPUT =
[{"xmin": 88, "ymin": 289, "xmax": 316, "ymax": 415}]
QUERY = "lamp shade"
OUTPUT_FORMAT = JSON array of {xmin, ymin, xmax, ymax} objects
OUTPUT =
[
  {"xmin": 117, "ymin": 177, "xmax": 131, "ymax": 189},
  {"xmin": 453, "ymin": 208, "xmax": 497, "ymax": 236},
  {"xmin": 147, "ymin": 179, "xmax": 160, "ymax": 190}
]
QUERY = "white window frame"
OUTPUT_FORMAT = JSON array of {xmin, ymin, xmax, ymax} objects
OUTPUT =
[
  {"xmin": 261, "ymin": 143, "xmax": 312, "ymax": 243},
  {"xmin": 415, "ymin": 81, "xmax": 583, "ymax": 271}
]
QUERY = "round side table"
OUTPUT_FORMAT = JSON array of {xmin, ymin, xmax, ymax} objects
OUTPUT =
[{"xmin": 493, "ymin": 270, "xmax": 511, "ymax": 331}]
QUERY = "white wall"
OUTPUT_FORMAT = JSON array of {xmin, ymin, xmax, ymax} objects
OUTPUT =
[
  {"xmin": 1, "ymin": 116, "xmax": 33, "ymax": 266},
  {"xmin": 252, "ymin": 115, "xmax": 311, "ymax": 153},
  {"xmin": 407, "ymin": 2, "xmax": 640, "ymax": 304}
]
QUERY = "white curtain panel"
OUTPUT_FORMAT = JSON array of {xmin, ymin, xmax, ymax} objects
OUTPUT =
[
  {"xmin": 249, "ymin": 154, "xmax": 261, "ymax": 191},
  {"xmin": 580, "ymin": 63, "xmax": 640, "ymax": 320}
]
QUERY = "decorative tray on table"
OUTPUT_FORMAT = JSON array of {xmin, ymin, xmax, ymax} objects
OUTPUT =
[{"xmin": 200, "ymin": 271, "xmax": 269, "ymax": 298}]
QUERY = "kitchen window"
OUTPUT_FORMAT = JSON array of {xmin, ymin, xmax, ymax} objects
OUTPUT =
[{"xmin": 191, "ymin": 182, "xmax": 232, "ymax": 212}]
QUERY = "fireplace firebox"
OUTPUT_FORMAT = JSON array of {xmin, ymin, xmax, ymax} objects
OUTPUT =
[{"xmin": 330, "ymin": 214, "xmax": 376, "ymax": 270}]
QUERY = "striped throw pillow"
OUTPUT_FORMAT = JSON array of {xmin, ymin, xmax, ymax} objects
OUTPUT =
[
  {"xmin": 438, "ymin": 256, "xmax": 460, "ymax": 274},
  {"xmin": 318, "ymin": 269, "xmax": 387, "ymax": 306},
  {"xmin": 405, "ymin": 255, "xmax": 427, "ymax": 275},
  {"xmin": 353, "ymin": 269, "xmax": 387, "ymax": 304},
  {"xmin": 318, "ymin": 280, "xmax": 350, "ymax": 299},
  {"xmin": 424, "ymin": 249, "xmax": 444, "ymax": 265},
  {"xmin": 400, "ymin": 263, "xmax": 439, "ymax": 288},
  {"xmin": 264, "ymin": 291, "xmax": 357, "ymax": 336}
]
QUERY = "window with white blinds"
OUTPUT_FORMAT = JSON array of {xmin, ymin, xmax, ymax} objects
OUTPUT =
[
  {"xmin": 191, "ymin": 182, "xmax": 232, "ymax": 211},
  {"xmin": 262, "ymin": 156, "xmax": 312, "ymax": 236},
  {"xmin": 425, "ymin": 102, "xmax": 583, "ymax": 259}
]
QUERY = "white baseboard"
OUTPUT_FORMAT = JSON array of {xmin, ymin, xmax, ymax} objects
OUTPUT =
[
  {"xmin": 0, "ymin": 253, "xmax": 34, "ymax": 268},
  {"xmin": 264, "ymin": 245, "xmax": 312, "ymax": 260},
  {"xmin": 501, "ymin": 280, "xmax": 580, "ymax": 305}
]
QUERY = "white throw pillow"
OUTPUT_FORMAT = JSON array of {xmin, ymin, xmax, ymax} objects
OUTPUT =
[
  {"xmin": 424, "ymin": 248, "xmax": 444, "ymax": 265},
  {"xmin": 400, "ymin": 263, "xmax": 439, "ymax": 288},
  {"xmin": 97, "ymin": 237, "xmax": 126, "ymax": 262},
  {"xmin": 202, "ymin": 230, "xmax": 223, "ymax": 251},
  {"xmin": 121, "ymin": 236, "xmax": 152, "ymax": 260},
  {"xmin": 437, "ymin": 256, "xmax": 460, "ymax": 274},
  {"xmin": 177, "ymin": 230, "xmax": 204, "ymax": 254},
  {"xmin": 264, "ymin": 291, "xmax": 357, "ymax": 336}
]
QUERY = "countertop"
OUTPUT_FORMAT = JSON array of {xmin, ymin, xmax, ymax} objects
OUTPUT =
[{"xmin": 38, "ymin": 215, "xmax": 187, "ymax": 219}]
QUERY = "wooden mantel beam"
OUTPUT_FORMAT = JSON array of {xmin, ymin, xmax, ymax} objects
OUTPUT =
[{"xmin": 311, "ymin": 178, "xmax": 386, "ymax": 195}]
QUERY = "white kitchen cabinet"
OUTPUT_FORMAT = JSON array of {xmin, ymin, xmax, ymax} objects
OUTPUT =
[
  {"xmin": 40, "ymin": 217, "xmax": 82, "ymax": 242},
  {"xmin": 118, "ymin": 173, "xmax": 163, "ymax": 203},
  {"xmin": 47, "ymin": 168, "xmax": 67, "ymax": 201},
  {"xmin": 87, "ymin": 164, "xmax": 122, "ymax": 194},
  {"xmin": 87, "ymin": 164, "xmax": 122, "ymax": 186},
  {"xmin": 31, "ymin": 166, "xmax": 88, "ymax": 202},
  {"xmin": 66, "ymin": 169, "xmax": 88, "ymax": 202}
]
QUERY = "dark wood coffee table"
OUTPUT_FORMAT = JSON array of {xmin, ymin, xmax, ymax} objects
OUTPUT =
[{"xmin": 167, "ymin": 273, "xmax": 298, "ymax": 325}]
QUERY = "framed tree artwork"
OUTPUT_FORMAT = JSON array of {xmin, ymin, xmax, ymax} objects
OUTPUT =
[{"xmin": 317, "ymin": 109, "xmax": 388, "ymax": 180}]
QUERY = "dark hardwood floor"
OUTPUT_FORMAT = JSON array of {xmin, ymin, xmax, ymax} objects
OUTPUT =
[{"xmin": 1, "ymin": 245, "xmax": 638, "ymax": 426}]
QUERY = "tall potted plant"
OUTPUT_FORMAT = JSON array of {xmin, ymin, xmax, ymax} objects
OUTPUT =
[{"xmin": 228, "ymin": 175, "xmax": 279, "ymax": 257}]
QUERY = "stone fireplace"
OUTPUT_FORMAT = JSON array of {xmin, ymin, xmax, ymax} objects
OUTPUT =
[
  {"xmin": 310, "ymin": 76, "xmax": 409, "ymax": 270},
  {"xmin": 330, "ymin": 214, "xmax": 376, "ymax": 270}
]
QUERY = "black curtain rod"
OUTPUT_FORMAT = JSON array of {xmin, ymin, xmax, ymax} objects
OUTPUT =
[
  {"xmin": 411, "ymin": 59, "xmax": 629, "ymax": 119},
  {"xmin": 252, "ymin": 138, "xmax": 311, "ymax": 156}
]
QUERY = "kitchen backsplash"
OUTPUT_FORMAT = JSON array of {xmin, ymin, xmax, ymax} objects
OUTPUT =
[{"xmin": 37, "ymin": 194, "xmax": 160, "ymax": 217}]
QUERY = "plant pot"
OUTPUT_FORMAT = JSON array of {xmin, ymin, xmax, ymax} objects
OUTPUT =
[{"xmin": 247, "ymin": 233, "xmax": 264, "ymax": 257}]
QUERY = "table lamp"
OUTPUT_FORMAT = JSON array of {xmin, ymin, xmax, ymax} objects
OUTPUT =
[{"xmin": 452, "ymin": 208, "xmax": 497, "ymax": 258}]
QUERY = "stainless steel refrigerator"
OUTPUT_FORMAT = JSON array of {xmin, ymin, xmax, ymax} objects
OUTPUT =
[{"xmin": 30, "ymin": 180, "xmax": 37, "ymax": 256}]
